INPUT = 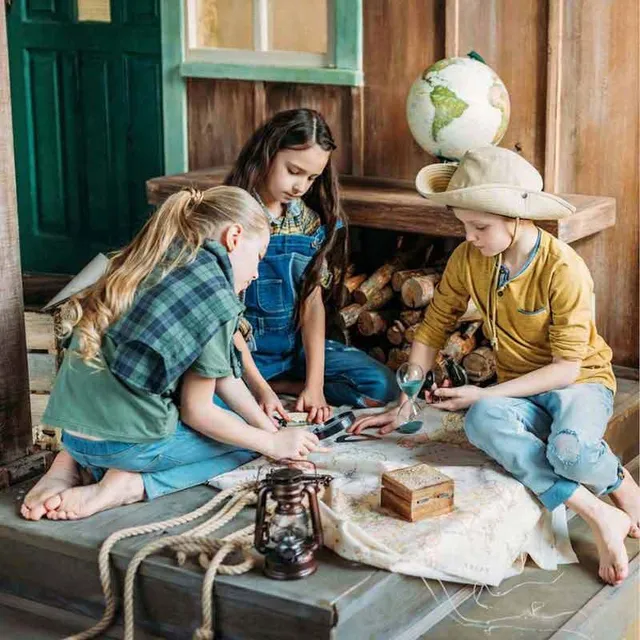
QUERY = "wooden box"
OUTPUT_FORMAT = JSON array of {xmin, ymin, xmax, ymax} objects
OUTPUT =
[{"xmin": 380, "ymin": 463, "xmax": 454, "ymax": 522}]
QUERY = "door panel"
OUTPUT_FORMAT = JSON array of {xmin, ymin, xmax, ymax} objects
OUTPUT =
[{"xmin": 8, "ymin": 0, "xmax": 163, "ymax": 273}]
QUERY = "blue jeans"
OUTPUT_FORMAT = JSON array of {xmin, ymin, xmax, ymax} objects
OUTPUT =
[
  {"xmin": 61, "ymin": 422, "xmax": 259, "ymax": 500},
  {"xmin": 464, "ymin": 383, "xmax": 623, "ymax": 511},
  {"xmin": 286, "ymin": 339, "xmax": 398, "ymax": 408},
  {"xmin": 216, "ymin": 339, "xmax": 399, "ymax": 410}
]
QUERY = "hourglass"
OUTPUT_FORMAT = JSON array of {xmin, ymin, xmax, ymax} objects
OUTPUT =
[{"xmin": 395, "ymin": 362, "xmax": 426, "ymax": 434}]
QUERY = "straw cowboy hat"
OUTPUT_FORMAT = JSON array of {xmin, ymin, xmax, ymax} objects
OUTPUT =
[{"xmin": 415, "ymin": 146, "xmax": 575, "ymax": 220}]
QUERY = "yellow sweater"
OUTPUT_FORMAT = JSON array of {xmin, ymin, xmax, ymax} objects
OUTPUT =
[{"xmin": 414, "ymin": 229, "xmax": 615, "ymax": 392}]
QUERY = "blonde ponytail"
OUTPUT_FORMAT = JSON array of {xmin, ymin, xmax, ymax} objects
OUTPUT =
[{"xmin": 61, "ymin": 186, "xmax": 266, "ymax": 363}]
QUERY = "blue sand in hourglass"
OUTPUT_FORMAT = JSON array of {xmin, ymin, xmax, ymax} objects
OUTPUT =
[
  {"xmin": 397, "ymin": 419, "xmax": 423, "ymax": 434},
  {"xmin": 397, "ymin": 379, "xmax": 424, "ymax": 434},
  {"xmin": 399, "ymin": 379, "xmax": 423, "ymax": 398},
  {"xmin": 396, "ymin": 363, "xmax": 425, "ymax": 435}
]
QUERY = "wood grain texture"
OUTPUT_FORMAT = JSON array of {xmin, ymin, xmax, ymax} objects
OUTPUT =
[
  {"xmin": 450, "ymin": 0, "xmax": 549, "ymax": 172},
  {"xmin": 27, "ymin": 354, "xmax": 57, "ymax": 394},
  {"xmin": 187, "ymin": 78, "xmax": 256, "ymax": 170},
  {"xmin": 551, "ymin": 0, "xmax": 639, "ymax": 367},
  {"xmin": 264, "ymin": 83, "xmax": 353, "ymax": 174},
  {"xmin": 24, "ymin": 312, "xmax": 55, "ymax": 353},
  {"xmin": 363, "ymin": 0, "xmax": 445, "ymax": 177},
  {"xmin": 0, "ymin": 4, "xmax": 31, "ymax": 464}
]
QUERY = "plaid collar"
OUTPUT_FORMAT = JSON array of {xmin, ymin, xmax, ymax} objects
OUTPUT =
[
  {"xmin": 253, "ymin": 191, "xmax": 303, "ymax": 225},
  {"xmin": 107, "ymin": 241, "xmax": 244, "ymax": 394}
]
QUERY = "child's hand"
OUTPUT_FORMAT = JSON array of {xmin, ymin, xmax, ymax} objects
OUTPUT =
[
  {"xmin": 348, "ymin": 409, "xmax": 398, "ymax": 436},
  {"xmin": 267, "ymin": 427, "xmax": 330, "ymax": 460},
  {"xmin": 424, "ymin": 378, "xmax": 451, "ymax": 404},
  {"xmin": 255, "ymin": 385, "xmax": 290, "ymax": 426},
  {"xmin": 431, "ymin": 385, "xmax": 484, "ymax": 411},
  {"xmin": 295, "ymin": 387, "xmax": 332, "ymax": 424}
]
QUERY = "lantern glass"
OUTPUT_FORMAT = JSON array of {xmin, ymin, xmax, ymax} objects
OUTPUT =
[{"xmin": 269, "ymin": 511, "xmax": 311, "ymax": 546}]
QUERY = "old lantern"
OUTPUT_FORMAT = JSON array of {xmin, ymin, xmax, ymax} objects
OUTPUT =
[{"xmin": 254, "ymin": 465, "xmax": 332, "ymax": 580}]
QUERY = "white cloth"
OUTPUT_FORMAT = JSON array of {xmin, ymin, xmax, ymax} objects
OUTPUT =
[{"xmin": 210, "ymin": 405, "xmax": 577, "ymax": 586}]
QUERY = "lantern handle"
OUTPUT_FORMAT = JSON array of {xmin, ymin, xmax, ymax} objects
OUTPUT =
[
  {"xmin": 254, "ymin": 485, "xmax": 272, "ymax": 553},
  {"xmin": 303, "ymin": 484, "xmax": 324, "ymax": 552}
]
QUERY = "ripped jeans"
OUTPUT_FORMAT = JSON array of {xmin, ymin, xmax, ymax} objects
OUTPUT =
[{"xmin": 464, "ymin": 383, "xmax": 623, "ymax": 511}]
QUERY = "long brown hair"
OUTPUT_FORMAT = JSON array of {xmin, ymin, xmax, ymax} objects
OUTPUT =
[
  {"xmin": 224, "ymin": 108, "xmax": 348, "ymax": 311},
  {"xmin": 61, "ymin": 186, "xmax": 267, "ymax": 363}
]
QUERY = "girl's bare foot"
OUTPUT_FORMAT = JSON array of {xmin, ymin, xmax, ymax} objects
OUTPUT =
[
  {"xmin": 567, "ymin": 485, "xmax": 630, "ymax": 586},
  {"xmin": 610, "ymin": 468, "xmax": 640, "ymax": 538},
  {"xmin": 44, "ymin": 469, "xmax": 145, "ymax": 520},
  {"xmin": 586, "ymin": 501, "xmax": 631, "ymax": 586},
  {"xmin": 21, "ymin": 451, "xmax": 81, "ymax": 521}
]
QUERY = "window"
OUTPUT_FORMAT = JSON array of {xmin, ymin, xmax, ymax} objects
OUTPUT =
[
  {"xmin": 77, "ymin": 0, "xmax": 111, "ymax": 22},
  {"xmin": 178, "ymin": 0, "xmax": 363, "ymax": 86}
]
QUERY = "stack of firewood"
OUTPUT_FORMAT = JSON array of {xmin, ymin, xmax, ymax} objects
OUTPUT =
[{"xmin": 335, "ymin": 250, "xmax": 497, "ymax": 385}]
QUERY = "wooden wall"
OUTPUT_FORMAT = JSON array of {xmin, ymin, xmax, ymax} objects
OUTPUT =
[
  {"xmin": 186, "ymin": 0, "xmax": 639, "ymax": 367},
  {"xmin": 0, "ymin": 4, "xmax": 31, "ymax": 464}
]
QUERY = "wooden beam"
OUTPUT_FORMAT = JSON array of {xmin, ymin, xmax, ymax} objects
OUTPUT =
[
  {"xmin": 0, "ymin": 3, "xmax": 32, "ymax": 464},
  {"xmin": 350, "ymin": 86, "xmax": 364, "ymax": 176},
  {"xmin": 252, "ymin": 81, "xmax": 267, "ymax": 129},
  {"xmin": 444, "ymin": 0, "xmax": 460, "ymax": 58},
  {"xmin": 544, "ymin": 0, "xmax": 564, "ymax": 192}
]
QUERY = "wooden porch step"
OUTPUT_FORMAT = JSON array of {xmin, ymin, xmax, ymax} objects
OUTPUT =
[
  {"xmin": 605, "ymin": 376, "xmax": 639, "ymax": 465},
  {"xmin": 0, "ymin": 480, "xmax": 477, "ymax": 640}
]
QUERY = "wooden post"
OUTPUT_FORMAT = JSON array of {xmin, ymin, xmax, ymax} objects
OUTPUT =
[{"xmin": 0, "ymin": 3, "xmax": 32, "ymax": 464}]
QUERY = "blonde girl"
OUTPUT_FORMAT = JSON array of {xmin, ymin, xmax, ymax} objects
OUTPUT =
[{"xmin": 22, "ymin": 186, "xmax": 325, "ymax": 521}]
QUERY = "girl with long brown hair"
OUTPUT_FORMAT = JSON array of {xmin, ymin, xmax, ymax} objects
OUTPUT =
[
  {"xmin": 22, "ymin": 186, "xmax": 325, "ymax": 521},
  {"xmin": 225, "ymin": 109, "xmax": 398, "ymax": 424}
]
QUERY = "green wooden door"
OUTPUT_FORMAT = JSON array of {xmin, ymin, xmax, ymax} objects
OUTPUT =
[{"xmin": 7, "ymin": 0, "xmax": 163, "ymax": 274}]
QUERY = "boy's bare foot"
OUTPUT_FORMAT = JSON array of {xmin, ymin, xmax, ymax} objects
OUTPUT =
[
  {"xmin": 586, "ymin": 501, "xmax": 631, "ymax": 586},
  {"xmin": 43, "ymin": 469, "xmax": 145, "ymax": 520},
  {"xmin": 610, "ymin": 468, "xmax": 640, "ymax": 538},
  {"xmin": 21, "ymin": 451, "xmax": 81, "ymax": 521},
  {"xmin": 567, "ymin": 486, "xmax": 631, "ymax": 586}
]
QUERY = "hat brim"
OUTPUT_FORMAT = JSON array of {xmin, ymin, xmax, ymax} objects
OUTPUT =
[{"xmin": 415, "ymin": 165, "xmax": 576, "ymax": 220}]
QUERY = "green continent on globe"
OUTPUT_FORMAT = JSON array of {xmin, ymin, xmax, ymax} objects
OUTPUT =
[{"xmin": 429, "ymin": 85, "xmax": 468, "ymax": 140}]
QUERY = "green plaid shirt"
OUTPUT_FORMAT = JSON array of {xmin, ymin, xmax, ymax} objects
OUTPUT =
[{"xmin": 107, "ymin": 241, "xmax": 244, "ymax": 394}]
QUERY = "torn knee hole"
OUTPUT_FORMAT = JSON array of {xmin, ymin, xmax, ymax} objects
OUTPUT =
[{"xmin": 550, "ymin": 430, "xmax": 581, "ymax": 465}]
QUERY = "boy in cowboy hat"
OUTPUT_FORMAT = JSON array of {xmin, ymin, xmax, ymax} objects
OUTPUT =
[{"xmin": 350, "ymin": 146, "xmax": 640, "ymax": 586}]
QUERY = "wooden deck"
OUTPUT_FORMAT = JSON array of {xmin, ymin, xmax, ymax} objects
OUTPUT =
[{"xmin": 0, "ymin": 379, "xmax": 637, "ymax": 639}]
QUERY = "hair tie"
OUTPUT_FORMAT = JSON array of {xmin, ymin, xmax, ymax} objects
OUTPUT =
[{"xmin": 187, "ymin": 187, "xmax": 204, "ymax": 208}]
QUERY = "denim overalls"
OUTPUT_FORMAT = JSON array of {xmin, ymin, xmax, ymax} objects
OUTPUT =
[{"xmin": 244, "ymin": 219, "xmax": 398, "ymax": 408}]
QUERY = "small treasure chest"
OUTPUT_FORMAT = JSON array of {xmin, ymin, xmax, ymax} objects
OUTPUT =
[{"xmin": 380, "ymin": 463, "xmax": 454, "ymax": 522}]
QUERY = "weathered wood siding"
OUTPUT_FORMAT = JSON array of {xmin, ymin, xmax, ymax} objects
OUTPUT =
[{"xmin": 0, "ymin": 4, "xmax": 31, "ymax": 464}]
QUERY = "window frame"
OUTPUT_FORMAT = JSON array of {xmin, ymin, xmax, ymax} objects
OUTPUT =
[
  {"xmin": 160, "ymin": 0, "xmax": 362, "ymax": 173},
  {"xmin": 177, "ymin": 0, "xmax": 362, "ymax": 85}
]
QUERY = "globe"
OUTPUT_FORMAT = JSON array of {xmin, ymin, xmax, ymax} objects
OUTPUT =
[{"xmin": 406, "ymin": 54, "xmax": 510, "ymax": 162}]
